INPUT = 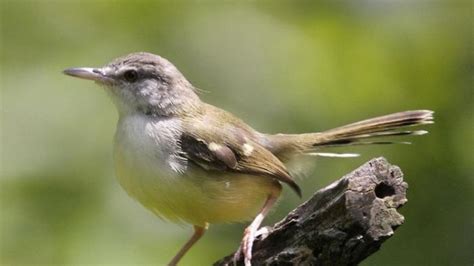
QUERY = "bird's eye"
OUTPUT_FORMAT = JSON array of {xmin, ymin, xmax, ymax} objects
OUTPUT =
[{"xmin": 123, "ymin": 70, "xmax": 138, "ymax": 82}]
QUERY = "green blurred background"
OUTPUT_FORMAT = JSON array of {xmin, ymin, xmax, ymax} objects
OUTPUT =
[{"xmin": 1, "ymin": 1, "xmax": 472, "ymax": 265}]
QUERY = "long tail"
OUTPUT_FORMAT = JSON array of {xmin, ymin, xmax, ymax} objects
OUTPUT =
[{"xmin": 267, "ymin": 110, "xmax": 434, "ymax": 159}]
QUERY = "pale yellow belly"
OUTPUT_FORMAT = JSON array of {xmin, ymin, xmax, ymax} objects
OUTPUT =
[{"xmin": 114, "ymin": 144, "xmax": 280, "ymax": 227}]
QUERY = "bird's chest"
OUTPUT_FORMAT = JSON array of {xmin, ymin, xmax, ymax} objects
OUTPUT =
[{"xmin": 113, "ymin": 115, "xmax": 187, "ymax": 206}]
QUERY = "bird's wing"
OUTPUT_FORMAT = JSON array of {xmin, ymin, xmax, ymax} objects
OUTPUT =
[{"xmin": 179, "ymin": 132, "xmax": 301, "ymax": 197}]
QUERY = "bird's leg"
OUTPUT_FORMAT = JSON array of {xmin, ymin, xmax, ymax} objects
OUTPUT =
[
  {"xmin": 234, "ymin": 194, "xmax": 279, "ymax": 266},
  {"xmin": 168, "ymin": 223, "xmax": 208, "ymax": 266}
]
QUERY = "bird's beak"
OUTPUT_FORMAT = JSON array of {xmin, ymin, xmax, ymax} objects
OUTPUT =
[{"xmin": 63, "ymin": 67, "xmax": 113, "ymax": 84}]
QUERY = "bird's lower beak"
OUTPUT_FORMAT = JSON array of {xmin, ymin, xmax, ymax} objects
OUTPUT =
[{"xmin": 63, "ymin": 67, "xmax": 113, "ymax": 83}]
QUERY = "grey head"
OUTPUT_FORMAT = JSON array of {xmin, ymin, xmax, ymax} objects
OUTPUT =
[{"xmin": 64, "ymin": 52, "xmax": 201, "ymax": 116}]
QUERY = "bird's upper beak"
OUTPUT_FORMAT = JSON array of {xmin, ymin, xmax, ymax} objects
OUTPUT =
[{"xmin": 63, "ymin": 67, "xmax": 113, "ymax": 84}]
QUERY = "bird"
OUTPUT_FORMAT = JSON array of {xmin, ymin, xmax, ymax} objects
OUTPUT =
[{"xmin": 63, "ymin": 52, "xmax": 433, "ymax": 266}]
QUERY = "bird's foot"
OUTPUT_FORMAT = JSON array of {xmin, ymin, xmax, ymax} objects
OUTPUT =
[
  {"xmin": 232, "ymin": 226, "xmax": 270, "ymax": 266},
  {"xmin": 232, "ymin": 195, "xmax": 278, "ymax": 266},
  {"xmin": 232, "ymin": 227, "xmax": 253, "ymax": 266}
]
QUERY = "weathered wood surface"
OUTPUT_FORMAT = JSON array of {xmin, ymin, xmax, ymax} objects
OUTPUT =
[{"xmin": 215, "ymin": 157, "xmax": 408, "ymax": 266}]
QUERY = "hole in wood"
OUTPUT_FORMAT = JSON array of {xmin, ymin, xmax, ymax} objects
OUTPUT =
[{"xmin": 374, "ymin": 182, "xmax": 395, "ymax": 198}]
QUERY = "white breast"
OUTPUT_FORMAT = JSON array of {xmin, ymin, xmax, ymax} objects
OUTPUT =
[
  {"xmin": 115, "ymin": 114, "xmax": 185, "ymax": 171},
  {"xmin": 113, "ymin": 114, "xmax": 187, "ymax": 211}
]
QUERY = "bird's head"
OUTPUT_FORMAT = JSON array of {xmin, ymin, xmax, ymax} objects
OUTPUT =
[{"xmin": 64, "ymin": 52, "xmax": 201, "ymax": 116}]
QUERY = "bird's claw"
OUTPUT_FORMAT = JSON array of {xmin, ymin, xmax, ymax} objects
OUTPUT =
[{"xmin": 232, "ymin": 228, "xmax": 256, "ymax": 266}]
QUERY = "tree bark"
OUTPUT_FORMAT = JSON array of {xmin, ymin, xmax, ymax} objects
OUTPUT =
[{"xmin": 214, "ymin": 157, "xmax": 408, "ymax": 266}]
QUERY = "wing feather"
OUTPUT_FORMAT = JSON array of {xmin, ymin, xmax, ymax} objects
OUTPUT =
[{"xmin": 180, "ymin": 133, "xmax": 301, "ymax": 197}]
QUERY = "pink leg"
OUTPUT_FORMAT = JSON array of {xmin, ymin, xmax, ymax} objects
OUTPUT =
[
  {"xmin": 234, "ymin": 194, "xmax": 279, "ymax": 266},
  {"xmin": 168, "ymin": 224, "xmax": 208, "ymax": 266}
]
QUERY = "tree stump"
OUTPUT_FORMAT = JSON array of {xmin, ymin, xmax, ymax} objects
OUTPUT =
[{"xmin": 215, "ymin": 157, "xmax": 408, "ymax": 266}]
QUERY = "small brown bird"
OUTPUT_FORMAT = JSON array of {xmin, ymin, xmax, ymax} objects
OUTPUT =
[{"xmin": 63, "ymin": 52, "xmax": 433, "ymax": 265}]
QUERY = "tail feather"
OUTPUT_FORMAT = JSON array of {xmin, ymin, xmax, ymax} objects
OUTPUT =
[
  {"xmin": 314, "ymin": 140, "xmax": 412, "ymax": 148},
  {"xmin": 313, "ymin": 130, "xmax": 428, "ymax": 147},
  {"xmin": 310, "ymin": 110, "xmax": 433, "ymax": 148},
  {"xmin": 349, "ymin": 129, "xmax": 428, "ymax": 138},
  {"xmin": 321, "ymin": 110, "xmax": 433, "ymax": 138},
  {"xmin": 266, "ymin": 110, "xmax": 434, "ymax": 159},
  {"xmin": 307, "ymin": 152, "xmax": 360, "ymax": 158}
]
